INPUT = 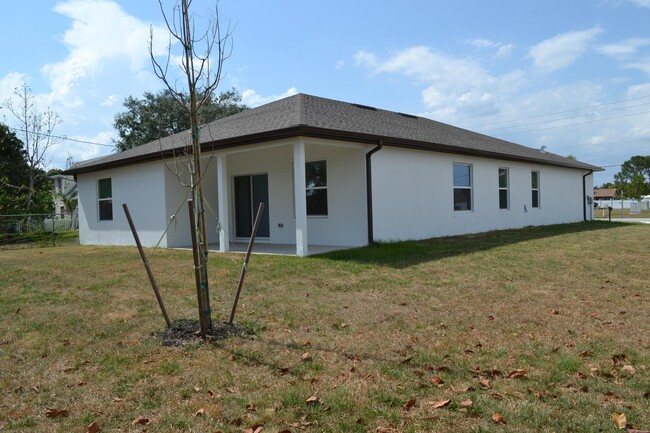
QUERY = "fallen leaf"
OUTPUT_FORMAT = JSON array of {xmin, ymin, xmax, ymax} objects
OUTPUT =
[
  {"xmin": 550, "ymin": 309, "xmax": 560, "ymax": 315},
  {"xmin": 132, "ymin": 416, "xmax": 150, "ymax": 426},
  {"xmin": 491, "ymin": 392, "xmax": 504, "ymax": 400},
  {"xmin": 492, "ymin": 412, "xmax": 507, "ymax": 425},
  {"xmin": 460, "ymin": 399, "xmax": 473, "ymax": 407},
  {"xmin": 300, "ymin": 352, "xmax": 312, "ymax": 362},
  {"xmin": 479, "ymin": 378, "xmax": 492, "ymax": 389},
  {"xmin": 112, "ymin": 397, "xmax": 124, "ymax": 403},
  {"xmin": 86, "ymin": 421, "xmax": 100, "ymax": 433},
  {"xmin": 612, "ymin": 354, "xmax": 628, "ymax": 365},
  {"xmin": 226, "ymin": 387, "xmax": 236, "ymax": 394},
  {"xmin": 430, "ymin": 376, "xmax": 445, "ymax": 386},
  {"xmin": 246, "ymin": 403, "xmax": 257, "ymax": 412},
  {"xmin": 611, "ymin": 412, "xmax": 626, "ymax": 429},
  {"xmin": 429, "ymin": 399, "xmax": 451, "ymax": 409},
  {"xmin": 45, "ymin": 408, "xmax": 69, "ymax": 418},
  {"xmin": 31, "ymin": 385, "xmax": 39, "ymax": 393},
  {"xmin": 193, "ymin": 386, "xmax": 201, "ymax": 393},
  {"xmin": 506, "ymin": 369, "xmax": 527, "ymax": 379},
  {"xmin": 306, "ymin": 393, "xmax": 321, "ymax": 404},
  {"xmin": 402, "ymin": 398, "xmax": 417, "ymax": 411},
  {"xmin": 194, "ymin": 408, "xmax": 205, "ymax": 416},
  {"xmin": 400, "ymin": 356, "xmax": 413, "ymax": 364},
  {"xmin": 621, "ymin": 365, "xmax": 636, "ymax": 375}
]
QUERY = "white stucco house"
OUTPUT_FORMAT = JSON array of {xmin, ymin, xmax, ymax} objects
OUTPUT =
[{"xmin": 65, "ymin": 93, "xmax": 601, "ymax": 256}]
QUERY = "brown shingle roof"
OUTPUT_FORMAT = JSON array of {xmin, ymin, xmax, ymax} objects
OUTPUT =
[
  {"xmin": 66, "ymin": 93, "xmax": 603, "ymax": 175},
  {"xmin": 593, "ymin": 188, "xmax": 619, "ymax": 199}
]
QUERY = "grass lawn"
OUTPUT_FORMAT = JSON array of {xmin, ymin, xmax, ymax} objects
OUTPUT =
[
  {"xmin": 0, "ymin": 221, "xmax": 648, "ymax": 433},
  {"xmin": 594, "ymin": 206, "xmax": 650, "ymax": 219}
]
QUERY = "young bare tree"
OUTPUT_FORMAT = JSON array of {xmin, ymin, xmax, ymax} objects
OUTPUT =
[
  {"xmin": 4, "ymin": 83, "xmax": 62, "ymax": 216},
  {"xmin": 150, "ymin": 0, "xmax": 233, "ymax": 335}
]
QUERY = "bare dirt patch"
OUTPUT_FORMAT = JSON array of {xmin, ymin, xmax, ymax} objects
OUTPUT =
[{"xmin": 159, "ymin": 319, "xmax": 255, "ymax": 346}]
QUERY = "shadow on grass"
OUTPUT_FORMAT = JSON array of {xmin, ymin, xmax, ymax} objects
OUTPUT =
[{"xmin": 316, "ymin": 221, "xmax": 629, "ymax": 269}]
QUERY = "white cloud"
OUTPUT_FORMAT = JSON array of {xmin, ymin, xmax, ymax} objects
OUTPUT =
[
  {"xmin": 241, "ymin": 87, "xmax": 299, "ymax": 107},
  {"xmin": 353, "ymin": 51, "xmax": 378, "ymax": 69},
  {"xmin": 495, "ymin": 43, "xmax": 514, "ymax": 59},
  {"xmin": 354, "ymin": 46, "xmax": 525, "ymax": 123},
  {"xmin": 50, "ymin": 130, "xmax": 115, "ymax": 169},
  {"xmin": 100, "ymin": 94, "xmax": 119, "ymax": 107},
  {"xmin": 529, "ymin": 27, "xmax": 602, "ymax": 73},
  {"xmin": 42, "ymin": 0, "xmax": 170, "ymax": 107},
  {"xmin": 467, "ymin": 39, "xmax": 499, "ymax": 49},
  {"xmin": 628, "ymin": 0, "xmax": 650, "ymax": 7},
  {"xmin": 466, "ymin": 39, "xmax": 513, "ymax": 59},
  {"xmin": 597, "ymin": 38, "xmax": 650, "ymax": 57},
  {"xmin": 335, "ymin": 59, "xmax": 345, "ymax": 70}
]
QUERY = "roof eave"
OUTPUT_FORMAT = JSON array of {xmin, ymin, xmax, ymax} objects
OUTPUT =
[{"xmin": 65, "ymin": 125, "xmax": 603, "ymax": 175}]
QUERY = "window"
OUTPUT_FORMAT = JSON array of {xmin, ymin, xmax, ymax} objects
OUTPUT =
[
  {"xmin": 98, "ymin": 178, "xmax": 113, "ymax": 221},
  {"xmin": 531, "ymin": 171, "xmax": 540, "ymax": 208},
  {"xmin": 453, "ymin": 163, "xmax": 472, "ymax": 211},
  {"xmin": 306, "ymin": 160, "xmax": 328, "ymax": 216},
  {"xmin": 498, "ymin": 168, "xmax": 509, "ymax": 210}
]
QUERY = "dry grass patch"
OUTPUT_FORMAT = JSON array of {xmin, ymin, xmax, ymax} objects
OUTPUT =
[{"xmin": 0, "ymin": 221, "xmax": 649, "ymax": 432}]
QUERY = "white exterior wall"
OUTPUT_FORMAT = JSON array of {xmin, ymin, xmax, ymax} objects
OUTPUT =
[
  {"xmin": 223, "ymin": 140, "xmax": 367, "ymax": 247},
  {"xmin": 77, "ymin": 161, "xmax": 168, "ymax": 247},
  {"xmin": 163, "ymin": 158, "xmax": 220, "ymax": 248},
  {"xmin": 372, "ymin": 147, "xmax": 591, "ymax": 242}
]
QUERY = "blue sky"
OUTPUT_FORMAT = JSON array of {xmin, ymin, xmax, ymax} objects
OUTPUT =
[{"xmin": 1, "ymin": 0, "xmax": 649, "ymax": 186}]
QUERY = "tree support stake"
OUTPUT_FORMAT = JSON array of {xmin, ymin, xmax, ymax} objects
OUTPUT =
[{"xmin": 122, "ymin": 203, "xmax": 172, "ymax": 328}]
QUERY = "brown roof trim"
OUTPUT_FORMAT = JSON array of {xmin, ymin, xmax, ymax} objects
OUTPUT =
[{"xmin": 68, "ymin": 124, "xmax": 601, "ymax": 175}]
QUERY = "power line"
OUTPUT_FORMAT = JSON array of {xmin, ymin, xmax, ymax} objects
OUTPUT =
[
  {"xmin": 8, "ymin": 126, "xmax": 114, "ymax": 148},
  {"xmin": 473, "ymin": 93, "xmax": 650, "ymax": 129},
  {"xmin": 494, "ymin": 109, "xmax": 650, "ymax": 136},
  {"xmin": 482, "ymin": 101, "xmax": 650, "ymax": 134}
]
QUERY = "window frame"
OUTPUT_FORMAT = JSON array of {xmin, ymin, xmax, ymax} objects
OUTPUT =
[
  {"xmin": 305, "ymin": 160, "xmax": 328, "ymax": 217},
  {"xmin": 498, "ymin": 167, "xmax": 509, "ymax": 210},
  {"xmin": 531, "ymin": 171, "xmax": 540, "ymax": 209},
  {"xmin": 98, "ymin": 178, "xmax": 113, "ymax": 221},
  {"xmin": 453, "ymin": 163, "xmax": 473, "ymax": 212}
]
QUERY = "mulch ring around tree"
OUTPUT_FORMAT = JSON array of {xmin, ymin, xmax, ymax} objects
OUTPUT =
[{"xmin": 159, "ymin": 319, "xmax": 256, "ymax": 347}]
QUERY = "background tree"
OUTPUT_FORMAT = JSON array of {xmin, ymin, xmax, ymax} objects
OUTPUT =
[
  {"xmin": 614, "ymin": 155, "xmax": 650, "ymax": 199},
  {"xmin": 113, "ymin": 87, "xmax": 247, "ymax": 152},
  {"xmin": 3, "ymin": 84, "xmax": 60, "ymax": 215},
  {"xmin": 0, "ymin": 122, "xmax": 53, "ymax": 216},
  {"xmin": 0, "ymin": 123, "xmax": 29, "ymax": 214},
  {"xmin": 624, "ymin": 173, "xmax": 649, "ymax": 200}
]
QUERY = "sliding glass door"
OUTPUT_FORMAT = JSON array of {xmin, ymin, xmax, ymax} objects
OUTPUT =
[{"xmin": 234, "ymin": 174, "xmax": 270, "ymax": 238}]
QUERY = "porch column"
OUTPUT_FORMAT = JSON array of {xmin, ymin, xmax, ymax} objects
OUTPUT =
[
  {"xmin": 293, "ymin": 140, "xmax": 308, "ymax": 256},
  {"xmin": 217, "ymin": 153, "xmax": 230, "ymax": 252}
]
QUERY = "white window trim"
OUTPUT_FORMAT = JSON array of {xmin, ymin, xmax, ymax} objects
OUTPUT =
[
  {"xmin": 98, "ymin": 178, "xmax": 113, "ymax": 221},
  {"xmin": 453, "ymin": 163, "xmax": 473, "ymax": 212},
  {"xmin": 498, "ymin": 167, "xmax": 509, "ymax": 211},
  {"xmin": 531, "ymin": 171, "xmax": 540, "ymax": 209},
  {"xmin": 305, "ymin": 159, "xmax": 328, "ymax": 217}
]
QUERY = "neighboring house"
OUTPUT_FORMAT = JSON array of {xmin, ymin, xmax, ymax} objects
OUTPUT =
[
  {"xmin": 593, "ymin": 188, "xmax": 619, "ymax": 201},
  {"xmin": 50, "ymin": 174, "xmax": 77, "ymax": 218},
  {"xmin": 64, "ymin": 93, "xmax": 602, "ymax": 256}
]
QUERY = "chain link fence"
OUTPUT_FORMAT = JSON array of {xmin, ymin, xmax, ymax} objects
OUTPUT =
[{"xmin": 0, "ymin": 212, "xmax": 78, "ymax": 247}]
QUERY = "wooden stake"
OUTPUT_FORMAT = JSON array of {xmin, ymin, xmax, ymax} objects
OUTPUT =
[
  {"xmin": 188, "ymin": 199, "xmax": 207, "ymax": 338},
  {"xmin": 122, "ymin": 203, "xmax": 171, "ymax": 328},
  {"xmin": 229, "ymin": 202, "xmax": 264, "ymax": 324}
]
